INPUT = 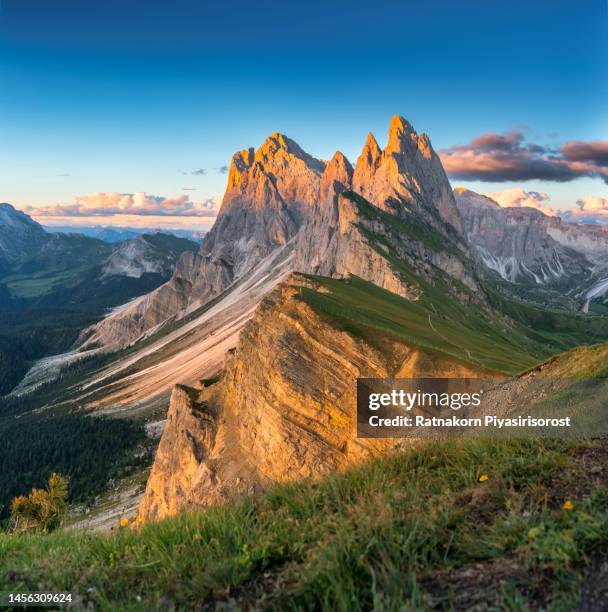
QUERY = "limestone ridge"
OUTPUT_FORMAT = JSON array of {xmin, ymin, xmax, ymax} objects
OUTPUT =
[
  {"xmin": 353, "ymin": 116, "xmax": 466, "ymax": 240},
  {"xmin": 203, "ymin": 132, "xmax": 324, "ymax": 275},
  {"xmin": 134, "ymin": 119, "xmax": 497, "ymax": 521},
  {"xmin": 137, "ymin": 384, "xmax": 220, "ymax": 520},
  {"xmin": 0, "ymin": 203, "xmax": 50, "ymax": 266},
  {"xmin": 294, "ymin": 118, "xmax": 479, "ymax": 297}
]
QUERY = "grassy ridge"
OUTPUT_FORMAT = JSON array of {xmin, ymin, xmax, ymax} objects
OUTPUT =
[
  {"xmin": 1, "ymin": 437, "xmax": 606, "ymax": 610},
  {"xmin": 298, "ymin": 275, "xmax": 608, "ymax": 376}
]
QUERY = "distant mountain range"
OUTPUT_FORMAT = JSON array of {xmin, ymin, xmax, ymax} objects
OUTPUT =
[
  {"xmin": 43, "ymin": 225, "xmax": 206, "ymax": 243},
  {"xmin": 455, "ymin": 188, "xmax": 608, "ymax": 310},
  {"xmin": 0, "ymin": 202, "xmax": 198, "ymax": 395}
]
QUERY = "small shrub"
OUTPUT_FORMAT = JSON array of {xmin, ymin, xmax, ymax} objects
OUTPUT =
[{"xmin": 10, "ymin": 473, "xmax": 68, "ymax": 533}]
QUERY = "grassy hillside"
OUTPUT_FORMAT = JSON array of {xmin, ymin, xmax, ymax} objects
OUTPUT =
[
  {"xmin": 1, "ymin": 437, "xmax": 606, "ymax": 610},
  {"xmin": 299, "ymin": 275, "xmax": 608, "ymax": 376}
]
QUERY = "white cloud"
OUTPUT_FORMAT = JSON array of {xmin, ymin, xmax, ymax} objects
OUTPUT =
[
  {"xmin": 20, "ymin": 192, "xmax": 221, "ymax": 218},
  {"xmin": 485, "ymin": 188, "xmax": 556, "ymax": 216},
  {"xmin": 576, "ymin": 195, "xmax": 608, "ymax": 212}
]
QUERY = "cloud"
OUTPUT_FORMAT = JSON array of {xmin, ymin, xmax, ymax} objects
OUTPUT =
[
  {"xmin": 560, "ymin": 141, "xmax": 608, "ymax": 167},
  {"xmin": 561, "ymin": 195, "xmax": 608, "ymax": 225},
  {"xmin": 182, "ymin": 166, "xmax": 229, "ymax": 176},
  {"xmin": 486, "ymin": 188, "xmax": 556, "ymax": 216},
  {"xmin": 577, "ymin": 195, "xmax": 608, "ymax": 211},
  {"xmin": 21, "ymin": 192, "xmax": 221, "ymax": 218},
  {"xmin": 439, "ymin": 130, "xmax": 608, "ymax": 183}
]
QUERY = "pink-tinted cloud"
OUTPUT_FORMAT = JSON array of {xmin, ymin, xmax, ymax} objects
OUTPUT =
[
  {"xmin": 486, "ymin": 188, "xmax": 556, "ymax": 216},
  {"xmin": 439, "ymin": 130, "xmax": 608, "ymax": 183},
  {"xmin": 21, "ymin": 192, "xmax": 220, "ymax": 218},
  {"xmin": 561, "ymin": 195, "xmax": 608, "ymax": 225}
]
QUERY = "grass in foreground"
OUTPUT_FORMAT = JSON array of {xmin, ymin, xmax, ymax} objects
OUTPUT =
[{"xmin": 1, "ymin": 437, "xmax": 607, "ymax": 610}]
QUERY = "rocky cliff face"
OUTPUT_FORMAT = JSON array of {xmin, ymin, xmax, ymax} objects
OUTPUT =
[
  {"xmin": 88, "ymin": 117, "xmax": 477, "ymax": 352},
  {"xmin": 102, "ymin": 234, "xmax": 196, "ymax": 279},
  {"xmin": 138, "ymin": 275, "xmax": 483, "ymax": 522},
  {"xmin": 83, "ymin": 115, "xmax": 499, "ymax": 521},
  {"xmin": 455, "ymin": 188, "xmax": 608, "ymax": 303},
  {"xmin": 139, "ymin": 118, "xmax": 608, "ymax": 523}
]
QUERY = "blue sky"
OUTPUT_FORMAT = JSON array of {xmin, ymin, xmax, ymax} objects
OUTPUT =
[{"xmin": 0, "ymin": 0, "xmax": 606, "ymax": 228}]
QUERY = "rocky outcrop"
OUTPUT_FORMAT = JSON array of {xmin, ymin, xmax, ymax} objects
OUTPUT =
[
  {"xmin": 294, "ymin": 190, "xmax": 421, "ymax": 298},
  {"xmin": 87, "ymin": 117, "xmax": 476, "ymax": 352},
  {"xmin": 138, "ymin": 275, "xmax": 484, "ymax": 522},
  {"xmin": 137, "ymin": 385, "xmax": 220, "ymax": 520},
  {"xmin": 294, "ymin": 118, "xmax": 479, "ymax": 298},
  {"xmin": 102, "ymin": 235, "xmax": 196, "ymax": 279},
  {"xmin": 81, "ymin": 116, "xmax": 482, "ymax": 403}
]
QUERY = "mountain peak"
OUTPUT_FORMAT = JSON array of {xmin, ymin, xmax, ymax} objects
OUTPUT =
[
  {"xmin": 255, "ymin": 133, "xmax": 325, "ymax": 174},
  {"xmin": 0, "ymin": 202, "xmax": 18, "ymax": 215},
  {"xmin": 453, "ymin": 188, "xmax": 501, "ymax": 210},
  {"xmin": 353, "ymin": 115, "xmax": 465, "ymax": 238},
  {"xmin": 319, "ymin": 151, "xmax": 353, "ymax": 204},
  {"xmin": 0, "ymin": 202, "xmax": 45, "ymax": 231},
  {"xmin": 325, "ymin": 151, "xmax": 353, "ymax": 176},
  {"xmin": 227, "ymin": 148, "xmax": 255, "ymax": 189},
  {"xmin": 0, "ymin": 202, "xmax": 49, "ymax": 263},
  {"xmin": 386, "ymin": 114, "xmax": 417, "ymax": 154},
  {"xmin": 361, "ymin": 132, "xmax": 382, "ymax": 163}
]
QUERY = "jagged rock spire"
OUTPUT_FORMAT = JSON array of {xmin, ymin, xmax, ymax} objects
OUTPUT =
[
  {"xmin": 385, "ymin": 115, "xmax": 417, "ymax": 154},
  {"xmin": 352, "ymin": 115, "xmax": 465, "ymax": 239},
  {"xmin": 319, "ymin": 151, "xmax": 353, "ymax": 204}
]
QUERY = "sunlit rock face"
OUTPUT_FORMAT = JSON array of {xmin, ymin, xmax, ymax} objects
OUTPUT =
[
  {"xmin": 135, "ymin": 117, "xmax": 498, "ymax": 522},
  {"xmin": 294, "ymin": 117, "xmax": 479, "ymax": 297},
  {"xmin": 83, "ymin": 115, "xmax": 476, "ymax": 350},
  {"xmin": 137, "ymin": 275, "xmax": 483, "ymax": 522}
]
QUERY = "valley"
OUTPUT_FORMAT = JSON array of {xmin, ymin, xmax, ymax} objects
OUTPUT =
[{"xmin": 0, "ymin": 207, "xmax": 197, "ymax": 395}]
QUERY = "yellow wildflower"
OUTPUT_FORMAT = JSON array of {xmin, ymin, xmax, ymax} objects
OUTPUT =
[
  {"xmin": 479, "ymin": 474, "xmax": 489, "ymax": 482},
  {"xmin": 527, "ymin": 526, "xmax": 542, "ymax": 540},
  {"xmin": 563, "ymin": 500, "xmax": 574, "ymax": 511},
  {"xmin": 120, "ymin": 517, "xmax": 129, "ymax": 528}
]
